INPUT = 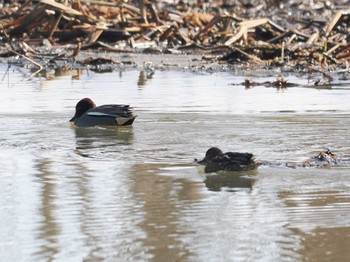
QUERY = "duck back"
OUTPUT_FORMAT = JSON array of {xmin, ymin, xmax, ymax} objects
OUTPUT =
[
  {"xmin": 205, "ymin": 152, "xmax": 258, "ymax": 173},
  {"xmin": 74, "ymin": 104, "xmax": 135, "ymax": 127}
]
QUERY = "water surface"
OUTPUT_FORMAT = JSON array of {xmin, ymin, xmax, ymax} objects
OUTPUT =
[{"xmin": 1, "ymin": 65, "xmax": 350, "ymax": 261}]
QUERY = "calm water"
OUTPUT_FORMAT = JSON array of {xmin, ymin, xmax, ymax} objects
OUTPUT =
[{"xmin": 1, "ymin": 65, "xmax": 350, "ymax": 261}]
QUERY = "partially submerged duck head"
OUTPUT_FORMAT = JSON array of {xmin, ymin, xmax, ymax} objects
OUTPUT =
[{"xmin": 196, "ymin": 147, "xmax": 224, "ymax": 165}]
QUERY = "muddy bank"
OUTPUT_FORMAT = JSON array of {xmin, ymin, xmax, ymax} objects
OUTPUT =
[
  {"xmin": 2, "ymin": 0, "xmax": 350, "ymax": 80},
  {"xmin": 3, "ymin": 50, "xmax": 349, "ymax": 90}
]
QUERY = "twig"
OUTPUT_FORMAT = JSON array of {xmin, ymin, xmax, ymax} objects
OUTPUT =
[
  {"xmin": 1, "ymin": 27, "xmax": 43, "ymax": 70},
  {"xmin": 232, "ymin": 47, "xmax": 264, "ymax": 65},
  {"xmin": 1, "ymin": 64, "xmax": 11, "ymax": 82},
  {"xmin": 281, "ymin": 41, "xmax": 285, "ymax": 63},
  {"xmin": 10, "ymin": 50, "xmax": 43, "ymax": 70}
]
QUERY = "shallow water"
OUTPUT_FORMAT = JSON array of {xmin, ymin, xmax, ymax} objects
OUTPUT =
[{"xmin": 0, "ymin": 65, "xmax": 350, "ymax": 261}]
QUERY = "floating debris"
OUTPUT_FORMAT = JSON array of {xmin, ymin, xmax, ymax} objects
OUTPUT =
[{"xmin": 233, "ymin": 75, "xmax": 299, "ymax": 89}]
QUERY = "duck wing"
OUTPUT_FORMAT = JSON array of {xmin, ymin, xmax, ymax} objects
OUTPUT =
[
  {"xmin": 87, "ymin": 104, "xmax": 135, "ymax": 118},
  {"xmin": 224, "ymin": 152, "xmax": 254, "ymax": 165}
]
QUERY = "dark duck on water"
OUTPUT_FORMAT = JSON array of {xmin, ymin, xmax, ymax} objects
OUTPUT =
[
  {"xmin": 195, "ymin": 147, "xmax": 261, "ymax": 173},
  {"xmin": 197, "ymin": 147, "xmax": 349, "ymax": 172},
  {"xmin": 70, "ymin": 98, "xmax": 136, "ymax": 127}
]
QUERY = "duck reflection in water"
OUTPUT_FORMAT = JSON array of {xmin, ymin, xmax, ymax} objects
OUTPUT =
[
  {"xmin": 205, "ymin": 171, "xmax": 257, "ymax": 192},
  {"xmin": 73, "ymin": 126, "xmax": 134, "ymax": 158},
  {"xmin": 137, "ymin": 70, "xmax": 154, "ymax": 86}
]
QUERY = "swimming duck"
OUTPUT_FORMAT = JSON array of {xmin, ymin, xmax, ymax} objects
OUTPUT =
[
  {"xmin": 70, "ymin": 98, "xmax": 136, "ymax": 127},
  {"xmin": 196, "ymin": 147, "xmax": 260, "ymax": 173}
]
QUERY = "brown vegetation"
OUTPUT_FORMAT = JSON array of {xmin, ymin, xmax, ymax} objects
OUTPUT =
[{"xmin": 1, "ymin": 0, "xmax": 350, "ymax": 74}]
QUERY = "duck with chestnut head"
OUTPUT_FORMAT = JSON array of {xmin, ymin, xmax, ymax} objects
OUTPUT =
[{"xmin": 70, "ymin": 98, "xmax": 136, "ymax": 127}]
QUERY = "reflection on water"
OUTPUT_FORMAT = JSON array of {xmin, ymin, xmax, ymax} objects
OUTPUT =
[
  {"xmin": 73, "ymin": 126, "xmax": 134, "ymax": 158},
  {"xmin": 0, "ymin": 65, "xmax": 350, "ymax": 261},
  {"xmin": 34, "ymin": 158, "xmax": 60, "ymax": 260},
  {"xmin": 295, "ymin": 227, "xmax": 350, "ymax": 261},
  {"xmin": 204, "ymin": 171, "xmax": 257, "ymax": 192},
  {"xmin": 137, "ymin": 70, "xmax": 154, "ymax": 86},
  {"xmin": 130, "ymin": 163, "xmax": 202, "ymax": 261},
  {"xmin": 30, "ymin": 67, "xmax": 84, "ymax": 81}
]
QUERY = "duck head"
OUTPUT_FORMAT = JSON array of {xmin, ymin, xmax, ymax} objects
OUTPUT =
[
  {"xmin": 70, "ymin": 98, "xmax": 96, "ymax": 122},
  {"xmin": 196, "ymin": 147, "xmax": 223, "ymax": 164}
]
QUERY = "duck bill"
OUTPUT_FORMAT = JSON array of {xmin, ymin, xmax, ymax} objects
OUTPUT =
[
  {"xmin": 70, "ymin": 114, "xmax": 77, "ymax": 122},
  {"xmin": 196, "ymin": 158, "xmax": 207, "ymax": 165}
]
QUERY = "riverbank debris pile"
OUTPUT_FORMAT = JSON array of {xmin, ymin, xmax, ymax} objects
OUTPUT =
[{"xmin": 1, "ymin": 0, "xmax": 350, "ymax": 72}]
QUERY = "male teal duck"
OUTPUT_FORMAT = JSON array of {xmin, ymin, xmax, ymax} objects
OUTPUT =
[
  {"xmin": 196, "ymin": 147, "xmax": 260, "ymax": 173},
  {"xmin": 70, "ymin": 98, "xmax": 136, "ymax": 127}
]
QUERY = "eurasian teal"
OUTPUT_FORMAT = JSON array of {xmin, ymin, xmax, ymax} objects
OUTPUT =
[
  {"xmin": 196, "ymin": 147, "xmax": 260, "ymax": 173},
  {"xmin": 70, "ymin": 98, "xmax": 136, "ymax": 127}
]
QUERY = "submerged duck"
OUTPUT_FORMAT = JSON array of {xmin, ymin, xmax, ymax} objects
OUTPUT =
[
  {"xmin": 196, "ymin": 147, "xmax": 260, "ymax": 173},
  {"xmin": 70, "ymin": 98, "xmax": 136, "ymax": 127}
]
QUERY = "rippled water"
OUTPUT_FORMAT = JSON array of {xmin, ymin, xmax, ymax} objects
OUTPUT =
[{"xmin": 1, "ymin": 65, "xmax": 350, "ymax": 261}]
